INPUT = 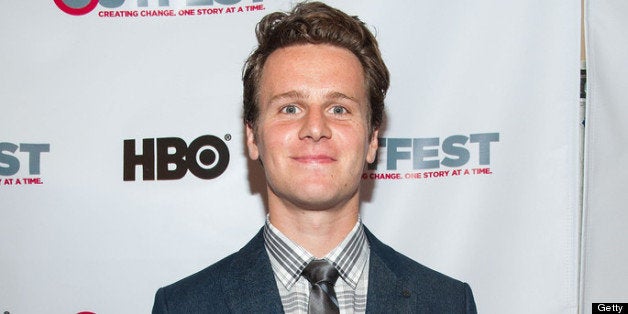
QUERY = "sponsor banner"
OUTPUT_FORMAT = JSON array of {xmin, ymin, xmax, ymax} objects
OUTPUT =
[{"xmin": 0, "ymin": 0, "xmax": 580, "ymax": 313}]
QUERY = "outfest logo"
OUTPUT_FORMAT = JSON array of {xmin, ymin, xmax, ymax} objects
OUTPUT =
[
  {"xmin": 0, "ymin": 142, "xmax": 50, "ymax": 186},
  {"xmin": 363, "ymin": 132, "xmax": 500, "ymax": 181},
  {"xmin": 54, "ymin": 0, "xmax": 264, "ymax": 17}
]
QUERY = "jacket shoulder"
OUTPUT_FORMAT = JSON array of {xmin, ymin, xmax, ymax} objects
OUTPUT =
[
  {"xmin": 152, "ymin": 229, "xmax": 269, "ymax": 313},
  {"xmin": 365, "ymin": 227, "xmax": 477, "ymax": 313}
]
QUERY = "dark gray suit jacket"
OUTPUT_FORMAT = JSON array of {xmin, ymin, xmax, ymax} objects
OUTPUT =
[{"xmin": 152, "ymin": 227, "xmax": 477, "ymax": 313}]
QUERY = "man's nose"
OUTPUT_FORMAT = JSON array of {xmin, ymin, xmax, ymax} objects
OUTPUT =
[{"xmin": 298, "ymin": 109, "xmax": 332, "ymax": 141}]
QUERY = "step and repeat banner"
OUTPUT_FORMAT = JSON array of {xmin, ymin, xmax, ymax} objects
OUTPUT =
[
  {"xmin": 1, "ymin": 1, "xmax": 580, "ymax": 313},
  {"xmin": 582, "ymin": 0, "xmax": 628, "ymax": 312}
]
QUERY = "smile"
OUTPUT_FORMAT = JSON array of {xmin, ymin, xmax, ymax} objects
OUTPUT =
[{"xmin": 292, "ymin": 155, "xmax": 336, "ymax": 164}]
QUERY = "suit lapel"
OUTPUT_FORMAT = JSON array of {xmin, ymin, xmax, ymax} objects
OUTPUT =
[
  {"xmin": 365, "ymin": 246, "xmax": 413, "ymax": 313},
  {"xmin": 364, "ymin": 228, "xmax": 414, "ymax": 313},
  {"xmin": 221, "ymin": 229, "xmax": 284, "ymax": 313}
]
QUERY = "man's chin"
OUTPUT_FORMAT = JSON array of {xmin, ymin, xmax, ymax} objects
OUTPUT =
[
  {"xmin": 267, "ymin": 182, "xmax": 360, "ymax": 211},
  {"xmin": 288, "ymin": 191, "xmax": 358, "ymax": 212}
]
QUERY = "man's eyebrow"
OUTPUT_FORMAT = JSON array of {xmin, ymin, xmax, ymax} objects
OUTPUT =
[
  {"xmin": 268, "ymin": 90, "xmax": 308, "ymax": 104},
  {"xmin": 325, "ymin": 91, "xmax": 360, "ymax": 104}
]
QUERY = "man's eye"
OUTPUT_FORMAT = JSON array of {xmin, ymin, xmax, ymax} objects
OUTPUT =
[
  {"xmin": 331, "ymin": 106, "xmax": 348, "ymax": 115},
  {"xmin": 281, "ymin": 105, "xmax": 300, "ymax": 114}
]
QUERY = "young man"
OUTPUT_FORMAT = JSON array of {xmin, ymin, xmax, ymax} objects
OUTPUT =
[{"xmin": 152, "ymin": 2, "xmax": 477, "ymax": 313}]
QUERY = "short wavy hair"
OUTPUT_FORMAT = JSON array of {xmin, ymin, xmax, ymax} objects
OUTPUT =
[{"xmin": 242, "ymin": 1, "xmax": 389, "ymax": 135}]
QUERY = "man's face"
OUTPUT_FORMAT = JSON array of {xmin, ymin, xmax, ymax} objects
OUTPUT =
[{"xmin": 246, "ymin": 44, "xmax": 379, "ymax": 212}]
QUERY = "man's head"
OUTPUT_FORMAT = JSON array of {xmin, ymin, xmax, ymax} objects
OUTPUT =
[
  {"xmin": 243, "ymin": 1, "xmax": 389, "ymax": 137},
  {"xmin": 244, "ymin": 2, "xmax": 389, "ymax": 212}
]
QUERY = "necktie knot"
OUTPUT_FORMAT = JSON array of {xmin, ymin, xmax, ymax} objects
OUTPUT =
[
  {"xmin": 302, "ymin": 259, "xmax": 340, "ymax": 314},
  {"xmin": 302, "ymin": 259, "xmax": 340, "ymax": 285}
]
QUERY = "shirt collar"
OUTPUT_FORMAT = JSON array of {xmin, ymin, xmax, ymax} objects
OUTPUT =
[{"xmin": 263, "ymin": 216, "xmax": 369, "ymax": 290}]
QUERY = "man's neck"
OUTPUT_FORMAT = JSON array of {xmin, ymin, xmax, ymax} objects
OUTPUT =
[{"xmin": 267, "ymin": 197, "xmax": 360, "ymax": 258}]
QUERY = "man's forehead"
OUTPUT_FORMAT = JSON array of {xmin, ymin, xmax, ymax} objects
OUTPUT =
[
  {"xmin": 263, "ymin": 43, "xmax": 361, "ymax": 68},
  {"xmin": 259, "ymin": 45, "xmax": 366, "ymax": 91}
]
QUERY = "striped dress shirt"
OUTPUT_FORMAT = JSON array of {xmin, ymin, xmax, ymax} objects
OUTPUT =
[{"xmin": 263, "ymin": 217, "xmax": 370, "ymax": 314}]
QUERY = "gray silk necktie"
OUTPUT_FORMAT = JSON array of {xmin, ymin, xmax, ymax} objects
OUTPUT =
[{"xmin": 301, "ymin": 259, "xmax": 340, "ymax": 314}]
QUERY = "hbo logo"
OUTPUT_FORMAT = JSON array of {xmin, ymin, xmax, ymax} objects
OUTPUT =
[{"xmin": 123, "ymin": 135, "xmax": 229, "ymax": 181}]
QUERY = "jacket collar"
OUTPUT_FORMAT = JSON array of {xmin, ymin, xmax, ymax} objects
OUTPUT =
[
  {"xmin": 221, "ymin": 229, "xmax": 285, "ymax": 313},
  {"xmin": 364, "ymin": 227, "xmax": 414, "ymax": 313}
]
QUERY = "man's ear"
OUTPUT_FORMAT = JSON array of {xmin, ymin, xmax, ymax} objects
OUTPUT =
[
  {"xmin": 245, "ymin": 123, "xmax": 260, "ymax": 160},
  {"xmin": 366, "ymin": 128, "xmax": 379, "ymax": 164}
]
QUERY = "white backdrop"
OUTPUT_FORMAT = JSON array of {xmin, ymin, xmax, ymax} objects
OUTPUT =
[
  {"xmin": 582, "ymin": 0, "xmax": 628, "ymax": 312},
  {"xmin": 1, "ymin": 1, "xmax": 581, "ymax": 313}
]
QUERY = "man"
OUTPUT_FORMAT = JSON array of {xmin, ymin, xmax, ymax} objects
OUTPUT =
[{"xmin": 152, "ymin": 2, "xmax": 477, "ymax": 313}]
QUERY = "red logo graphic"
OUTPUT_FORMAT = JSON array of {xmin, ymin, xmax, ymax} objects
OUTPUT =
[{"xmin": 54, "ymin": 0, "xmax": 99, "ymax": 16}]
